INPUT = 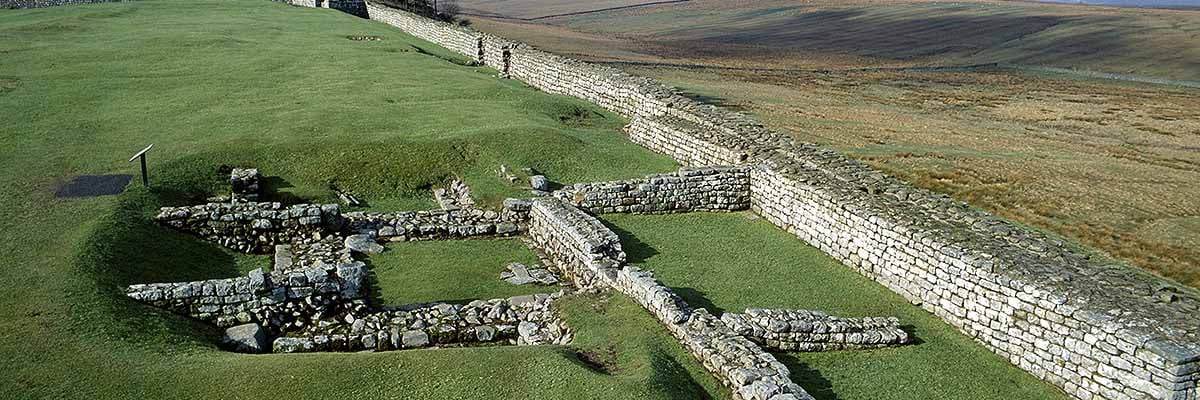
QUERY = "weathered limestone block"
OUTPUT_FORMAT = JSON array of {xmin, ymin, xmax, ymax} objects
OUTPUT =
[{"xmin": 222, "ymin": 323, "xmax": 268, "ymax": 353}]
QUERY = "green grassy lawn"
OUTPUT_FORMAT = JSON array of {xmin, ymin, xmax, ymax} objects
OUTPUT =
[
  {"xmin": 370, "ymin": 238, "xmax": 554, "ymax": 306},
  {"xmin": 601, "ymin": 212, "xmax": 1068, "ymax": 400},
  {"xmin": 0, "ymin": 1, "xmax": 729, "ymax": 398}
]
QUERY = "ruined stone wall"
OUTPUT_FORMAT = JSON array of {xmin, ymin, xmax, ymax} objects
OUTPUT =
[
  {"xmin": 526, "ymin": 198, "xmax": 625, "ymax": 291},
  {"xmin": 0, "ymin": 0, "xmax": 121, "ymax": 9},
  {"xmin": 554, "ymin": 166, "xmax": 750, "ymax": 214},
  {"xmin": 526, "ymin": 197, "xmax": 811, "ymax": 400},
  {"xmin": 156, "ymin": 202, "xmax": 342, "ymax": 253},
  {"xmin": 361, "ymin": 4, "xmax": 1200, "ymax": 398},
  {"xmin": 126, "ymin": 235, "xmax": 367, "ymax": 330},
  {"xmin": 751, "ymin": 159, "xmax": 1200, "ymax": 400},
  {"xmin": 343, "ymin": 198, "xmax": 528, "ymax": 241}
]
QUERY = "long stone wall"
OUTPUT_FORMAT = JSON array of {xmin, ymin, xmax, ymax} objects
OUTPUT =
[
  {"xmin": 357, "ymin": 3, "xmax": 1200, "ymax": 399},
  {"xmin": 554, "ymin": 166, "xmax": 750, "ymax": 214}
]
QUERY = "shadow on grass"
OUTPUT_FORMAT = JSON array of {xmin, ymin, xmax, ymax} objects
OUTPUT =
[
  {"xmin": 673, "ymin": 287, "xmax": 724, "ymax": 315},
  {"xmin": 262, "ymin": 175, "xmax": 311, "ymax": 205},
  {"xmin": 72, "ymin": 188, "xmax": 230, "ymax": 350},
  {"xmin": 677, "ymin": 89, "xmax": 747, "ymax": 112},
  {"xmin": 602, "ymin": 220, "xmax": 659, "ymax": 263},
  {"xmin": 772, "ymin": 352, "xmax": 840, "ymax": 400},
  {"xmin": 646, "ymin": 345, "xmax": 717, "ymax": 400}
]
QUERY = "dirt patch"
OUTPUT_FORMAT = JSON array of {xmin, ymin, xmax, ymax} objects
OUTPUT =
[
  {"xmin": 54, "ymin": 174, "xmax": 133, "ymax": 198},
  {"xmin": 570, "ymin": 345, "xmax": 620, "ymax": 374},
  {"xmin": 556, "ymin": 105, "xmax": 606, "ymax": 127}
]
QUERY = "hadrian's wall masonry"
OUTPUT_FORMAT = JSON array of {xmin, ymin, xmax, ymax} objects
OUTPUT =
[{"xmin": 339, "ymin": 3, "xmax": 1198, "ymax": 399}]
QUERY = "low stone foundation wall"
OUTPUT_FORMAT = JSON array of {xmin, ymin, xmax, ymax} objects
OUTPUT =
[
  {"xmin": 274, "ymin": 292, "xmax": 570, "ymax": 353},
  {"xmin": 126, "ymin": 235, "xmax": 367, "ymax": 329},
  {"xmin": 156, "ymin": 202, "xmax": 342, "ymax": 253},
  {"xmin": 722, "ymin": 308, "xmax": 910, "ymax": 352},
  {"xmin": 526, "ymin": 198, "xmax": 625, "ymax": 291},
  {"xmin": 344, "ymin": 199, "xmax": 528, "ymax": 240},
  {"xmin": 526, "ymin": 197, "xmax": 811, "ymax": 400},
  {"xmin": 554, "ymin": 166, "xmax": 750, "ymax": 214}
]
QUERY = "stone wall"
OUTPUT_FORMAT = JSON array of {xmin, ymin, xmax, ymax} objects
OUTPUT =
[
  {"xmin": 273, "ymin": 292, "xmax": 570, "ymax": 353},
  {"xmin": 344, "ymin": 198, "xmax": 528, "ymax": 241},
  {"xmin": 156, "ymin": 202, "xmax": 342, "ymax": 253},
  {"xmin": 126, "ymin": 235, "xmax": 367, "ymax": 330},
  {"xmin": 0, "ymin": 0, "xmax": 120, "ymax": 9},
  {"xmin": 281, "ymin": 0, "xmax": 365, "ymax": 17},
  {"xmin": 526, "ymin": 198, "xmax": 625, "ymax": 291},
  {"xmin": 554, "ymin": 166, "xmax": 750, "ymax": 214},
  {"xmin": 363, "ymin": 2, "xmax": 481, "ymax": 61},
  {"xmin": 721, "ymin": 308, "xmax": 911, "ymax": 352},
  {"xmin": 526, "ymin": 197, "xmax": 811, "ymax": 400},
  {"xmin": 362, "ymin": 4, "xmax": 1200, "ymax": 398}
]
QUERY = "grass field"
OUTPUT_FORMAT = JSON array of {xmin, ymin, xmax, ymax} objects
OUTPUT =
[
  {"xmin": 464, "ymin": 0, "xmax": 1200, "ymax": 288},
  {"xmin": 370, "ymin": 238, "xmax": 554, "ymax": 306}
]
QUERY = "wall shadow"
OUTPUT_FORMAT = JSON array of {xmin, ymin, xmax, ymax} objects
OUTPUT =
[
  {"xmin": 673, "ymin": 286, "xmax": 724, "ymax": 315},
  {"xmin": 773, "ymin": 352, "xmax": 841, "ymax": 400},
  {"xmin": 600, "ymin": 219, "xmax": 659, "ymax": 263}
]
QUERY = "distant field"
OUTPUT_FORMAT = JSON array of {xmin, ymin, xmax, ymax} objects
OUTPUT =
[
  {"xmin": 464, "ymin": 0, "xmax": 1200, "ymax": 287},
  {"xmin": 464, "ymin": 0, "xmax": 1200, "ymax": 81},
  {"xmin": 461, "ymin": 0, "xmax": 659, "ymax": 19}
]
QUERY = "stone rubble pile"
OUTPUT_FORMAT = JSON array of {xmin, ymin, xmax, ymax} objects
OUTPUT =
[
  {"xmin": 722, "ymin": 308, "xmax": 911, "ymax": 352},
  {"xmin": 501, "ymin": 262, "xmax": 559, "ymax": 286},
  {"xmin": 273, "ymin": 292, "xmax": 571, "ymax": 353},
  {"xmin": 434, "ymin": 179, "xmax": 475, "ymax": 210},
  {"xmin": 555, "ymin": 166, "xmax": 750, "ymax": 214}
]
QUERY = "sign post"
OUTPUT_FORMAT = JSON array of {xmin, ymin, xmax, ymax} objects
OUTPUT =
[{"xmin": 128, "ymin": 144, "xmax": 154, "ymax": 187}]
